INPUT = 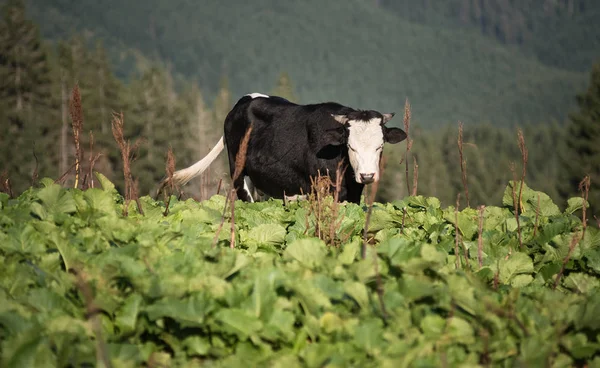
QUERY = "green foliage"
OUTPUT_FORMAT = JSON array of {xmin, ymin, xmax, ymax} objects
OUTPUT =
[{"xmin": 1, "ymin": 177, "xmax": 599, "ymax": 366}]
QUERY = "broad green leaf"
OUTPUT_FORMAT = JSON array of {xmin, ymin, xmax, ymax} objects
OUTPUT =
[
  {"xmin": 343, "ymin": 281, "xmax": 369, "ymax": 310},
  {"xmin": 115, "ymin": 294, "xmax": 143, "ymax": 335},
  {"xmin": 242, "ymin": 224, "xmax": 286, "ymax": 247},
  {"xmin": 353, "ymin": 319, "xmax": 384, "ymax": 355},
  {"xmin": 563, "ymin": 273, "xmax": 600, "ymax": 294},
  {"xmin": 284, "ymin": 238, "xmax": 327, "ymax": 269},
  {"xmin": 565, "ymin": 197, "xmax": 588, "ymax": 215},
  {"xmin": 499, "ymin": 252, "xmax": 534, "ymax": 285},
  {"xmin": 502, "ymin": 181, "xmax": 560, "ymax": 216},
  {"xmin": 215, "ymin": 308, "xmax": 263, "ymax": 339},
  {"xmin": 95, "ymin": 172, "xmax": 116, "ymax": 192},
  {"xmin": 145, "ymin": 293, "xmax": 213, "ymax": 327}
]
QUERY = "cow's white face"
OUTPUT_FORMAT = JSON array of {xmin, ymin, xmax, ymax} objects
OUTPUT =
[
  {"xmin": 346, "ymin": 118, "xmax": 385, "ymax": 183},
  {"xmin": 331, "ymin": 112, "xmax": 406, "ymax": 184}
]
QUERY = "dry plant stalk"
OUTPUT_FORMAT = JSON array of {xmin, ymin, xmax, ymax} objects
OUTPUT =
[
  {"xmin": 533, "ymin": 193, "xmax": 541, "ymax": 238},
  {"xmin": 579, "ymin": 175, "xmax": 591, "ymax": 239},
  {"xmin": 162, "ymin": 147, "xmax": 177, "ymax": 216},
  {"xmin": 454, "ymin": 193, "xmax": 461, "ymax": 269},
  {"xmin": 411, "ymin": 157, "xmax": 418, "ymax": 196},
  {"xmin": 84, "ymin": 130, "xmax": 102, "ymax": 190},
  {"xmin": 111, "ymin": 112, "xmax": 143, "ymax": 216},
  {"xmin": 72, "ymin": 268, "xmax": 112, "ymax": 368},
  {"xmin": 308, "ymin": 172, "xmax": 334, "ymax": 241},
  {"xmin": 216, "ymin": 178, "xmax": 223, "ymax": 195},
  {"xmin": 478, "ymin": 205, "xmax": 485, "ymax": 268},
  {"xmin": 553, "ymin": 232, "xmax": 582, "ymax": 289},
  {"xmin": 509, "ymin": 163, "xmax": 523, "ymax": 249},
  {"xmin": 400, "ymin": 207, "xmax": 407, "ymax": 234},
  {"xmin": 212, "ymin": 191, "xmax": 231, "ymax": 248},
  {"xmin": 31, "ymin": 149, "xmax": 39, "ymax": 186},
  {"xmin": 55, "ymin": 162, "xmax": 77, "ymax": 185},
  {"xmin": 69, "ymin": 84, "xmax": 84, "ymax": 189},
  {"xmin": 1, "ymin": 170, "xmax": 14, "ymax": 198},
  {"xmin": 360, "ymin": 158, "xmax": 388, "ymax": 319},
  {"xmin": 229, "ymin": 124, "xmax": 253, "ymax": 248},
  {"xmin": 327, "ymin": 161, "xmax": 347, "ymax": 246},
  {"xmin": 457, "ymin": 122, "xmax": 470, "ymax": 208},
  {"xmin": 493, "ymin": 260, "xmax": 500, "ymax": 290},
  {"xmin": 402, "ymin": 99, "xmax": 413, "ymax": 195},
  {"xmin": 517, "ymin": 129, "xmax": 529, "ymax": 212}
]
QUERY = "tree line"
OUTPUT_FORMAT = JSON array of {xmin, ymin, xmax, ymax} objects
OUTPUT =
[{"xmin": 1, "ymin": 0, "xmax": 598, "ymax": 217}]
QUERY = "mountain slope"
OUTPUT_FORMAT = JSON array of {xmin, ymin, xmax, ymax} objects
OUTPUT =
[
  {"xmin": 26, "ymin": 0, "xmax": 588, "ymax": 127},
  {"xmin": 379, "ymin": 0, "xmax": 600, "ymax": 73}
]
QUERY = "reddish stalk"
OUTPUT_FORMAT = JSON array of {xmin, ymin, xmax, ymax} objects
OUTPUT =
[
  {"xmin": 31, "ymin": 149, "xmax": 39, "ymax": 186},
  {"xmin": 457, "ymin": 122, "xmax": 470, "ymax": 208},
  {"xmin": 454, "ymin": 193, "xmax": 461, "ymax": 269},
  {"xmin": 1, "ymin": 171, "xmax": 14, "ymax": 198},
  {"xmin": 216, "ymin": 178, "xmax": 223, "ymax": 196},
  {"xmin": 163, "ymin": 147, "xmax": 177, "ymax": 216},
  {"xmin": 579, "ymin": 176, "xmax": 591, "ymax": 239},
  {"xmin": 69, "ymin": 84, "xmax": 84, "ymax": 189},
  {"xmin": 111, "ymin": 112, "xmax": 143, "ymax": 216},
  {"xmin": 229, "ymin": 124, "xmax": 253, "ymax": 248},
  {"xmin": 478, "ymin": 205, "xmax": 485, "ymax": 268},
  {"xmin": 411, "ymin": 157, "xmax": 418, "ymax": 196},
  {"xmin": 402, "ymin": 99, "xmax": 413, "ymax": 195},
  {"xmin": 533, "ymin": 193, "xmax": 541, "ymax": 238},
  {"xmin": 553, "ymin": 232, "xmax": 582, "ymax": 289},
  {"xmin": 212, "ymin": 190, "xmax": 231, "ymax": 248},
  {"xmin": 72, "ymin": 268, "xmax": 112, "ymax": 368},
  {"xmin": 509, "ymin": 163, "xmax": 522, "ymax": 249}
]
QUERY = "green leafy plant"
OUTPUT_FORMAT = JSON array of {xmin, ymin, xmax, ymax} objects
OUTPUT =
[{"xmin": 0, "ymin": 176, "xmax": 598, "ymax": 367}]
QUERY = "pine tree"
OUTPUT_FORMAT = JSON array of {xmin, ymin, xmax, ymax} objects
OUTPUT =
[
  {"xmin": 128, "ymin": 65, "xmax": 194, "ymax": 194},
  {"xmin": 272, "ymin": 71, "xmax": 298, "ymax": 102},
  {"xmin": 561, "ymin": 61, "xmax": 600, "ymax": 217},
  {"xmin": 213, "ymin": 75, "xmax": 231, "ymax": 126},
  {"xmin": 0, "ymin": 0, "xmax": 55, "ymax": 192}
]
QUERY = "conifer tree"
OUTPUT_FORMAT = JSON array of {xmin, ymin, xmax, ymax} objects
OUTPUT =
[
  {"xmin": 272, "ymin": 71, "xmax": 298, "ymax": 102},
  {"xmin": 562, "ymin": 61, "xmax": 600, "ymax": 216},
  {"xmin": 0, "ymin": 0, "xmax": 55, "ymax": 192}
]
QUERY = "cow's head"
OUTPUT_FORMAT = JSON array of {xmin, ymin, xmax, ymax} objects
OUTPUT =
[{"xmin": 325, "ymin": 110, "xmax": 407, "ymax": 184}]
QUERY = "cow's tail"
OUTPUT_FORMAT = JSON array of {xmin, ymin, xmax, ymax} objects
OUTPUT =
[{"xmin": 156, "ymin": 136, "xmax": 225, "ymax": 197}]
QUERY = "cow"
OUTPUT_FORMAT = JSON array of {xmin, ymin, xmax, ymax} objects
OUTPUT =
[{"xmin": 166, "ymin": 93, "xmax": 407, "ymax": 204}]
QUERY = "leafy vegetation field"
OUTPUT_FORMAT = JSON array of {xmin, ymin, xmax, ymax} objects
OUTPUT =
[{"xmin": 1, "ymin": 173, "xmax": 599, "ymax": 367}]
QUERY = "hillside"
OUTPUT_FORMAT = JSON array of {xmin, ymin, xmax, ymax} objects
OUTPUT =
[
  {"xmin": 379, "ymin": 0, "xmax": 600, "ymax": 73},
  {"xmin": 25, "ymin": 0, "xmax": 589, "ymax": 127}
]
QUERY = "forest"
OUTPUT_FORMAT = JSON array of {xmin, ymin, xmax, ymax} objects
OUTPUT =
[{"xmin": 0, "ymin": 0, "xmax": 599, "ymax": 217}]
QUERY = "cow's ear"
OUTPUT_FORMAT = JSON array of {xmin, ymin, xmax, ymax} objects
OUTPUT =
[
  {"xmin": 384, "ymin": 127, "xmax": 407, "ymax": 144},
  {"xmin": 322, "ymin": 127, "xmax": 346, "ymax": 146},
  {"xmin": 331, "ymin": 114, "xmax": 349, "ymax": 125},
  {"xmin": 382, "ymin": 112, "xmax": 395, "ymax": 125}
]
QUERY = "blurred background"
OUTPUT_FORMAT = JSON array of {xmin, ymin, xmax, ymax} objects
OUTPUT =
[{"xmin": 0, "ymin": 0, "xmax": 598, "ymax": 214}]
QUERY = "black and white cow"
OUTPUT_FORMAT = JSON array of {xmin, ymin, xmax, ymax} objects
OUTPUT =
[{"xmin": 169, "ymin": 93, "xmax": 407, "ymax": 204}]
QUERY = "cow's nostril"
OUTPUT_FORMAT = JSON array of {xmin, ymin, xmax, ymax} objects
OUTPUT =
[{"xmin": 360, "ymin": 173, "xmax": 375, "ymax": 183}]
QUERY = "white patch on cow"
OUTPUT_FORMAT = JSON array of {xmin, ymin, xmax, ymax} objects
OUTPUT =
[
  {"xmin": 246, "ymin": 93, "xmax": 269, "ymax": 99},
  {"xmin": 285, "ymin": 194, "xmax": 307, "ymax": 202},
  {"xmin": 346, "ymin": 118, "xmax": 385, "ymax": 184},
  {"xmin": 243, "ymin": 176, "xmax": 255, "ymax": 202}
]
